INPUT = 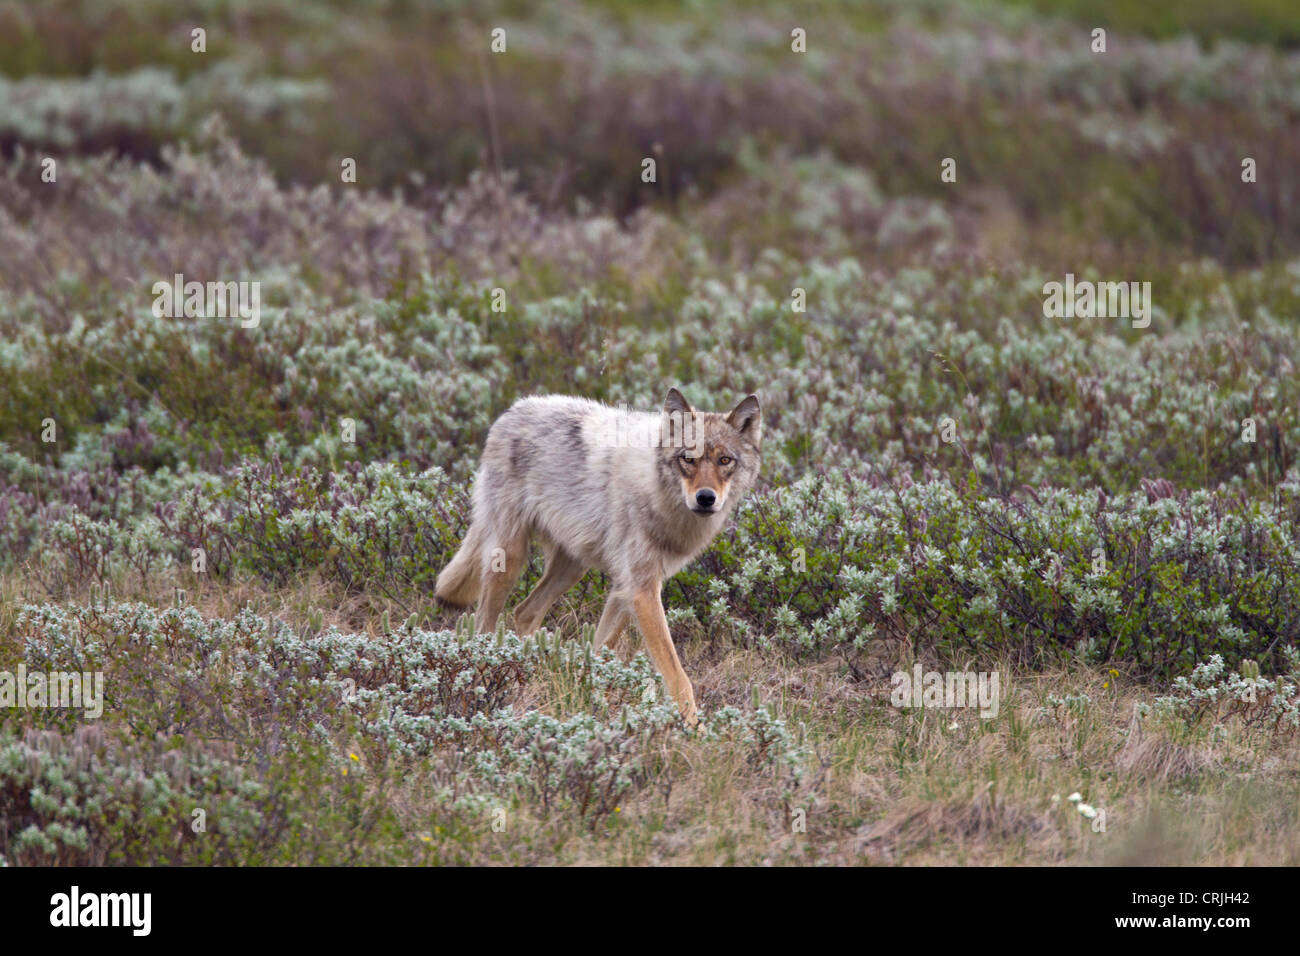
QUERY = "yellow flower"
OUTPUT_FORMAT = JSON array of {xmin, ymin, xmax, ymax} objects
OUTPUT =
[{"xmin": 349, "ymin": 752, "xmax": 360, "ymax": 762}]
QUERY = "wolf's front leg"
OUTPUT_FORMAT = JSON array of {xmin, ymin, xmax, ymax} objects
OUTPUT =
[{"xmin": 631, "ymin": 585, "xmax": 698, "ymax": 725}]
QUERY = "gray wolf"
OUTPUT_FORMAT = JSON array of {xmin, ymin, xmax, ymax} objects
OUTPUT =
[{"xmin": 435, "ymin": 388, "xmax": 762, "ymax": 724}]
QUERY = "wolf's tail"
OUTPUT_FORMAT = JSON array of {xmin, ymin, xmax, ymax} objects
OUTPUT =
[{"xmin": 436, "ymin": 523, "xmax": 485, "ymax": 607}]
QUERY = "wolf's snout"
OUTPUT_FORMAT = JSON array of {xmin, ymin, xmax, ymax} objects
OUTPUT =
[{"xmin": 695, "ymin": 489, "xmax": 716, "ymax": 510}]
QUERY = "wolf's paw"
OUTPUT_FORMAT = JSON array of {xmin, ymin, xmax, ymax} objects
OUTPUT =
[{"xmin": 679, "ymin": 703, "xmax": 701, "ymax": 729}]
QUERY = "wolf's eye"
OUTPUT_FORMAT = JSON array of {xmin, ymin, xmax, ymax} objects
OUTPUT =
[
  {"xmin": 719, "ymin": 456, "xmax": 733, "ymax": 466},
  {"xmin": 680, "ymin": 454, "xmax": 696, "ymax": 466}
]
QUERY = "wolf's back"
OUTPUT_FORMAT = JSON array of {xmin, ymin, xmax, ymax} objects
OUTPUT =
[{"xmin": 463, "ymin": 396, "xmax": 657, "ymax": 565}]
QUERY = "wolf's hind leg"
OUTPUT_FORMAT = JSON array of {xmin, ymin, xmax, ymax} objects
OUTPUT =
[
  {"xmin": 435, "ymin": 522, "xmax": 485, "ymax": 607},
  {"xmin": 475, "ymin": 527, "xmax": 529, "ymax": 633},
  {"xmin": 513, "ymin": 546, "xmax": 586, "ymax": 635},
  {"xmin": 592, "ymin": 595, "xmax": 630, "ymax": 654}
]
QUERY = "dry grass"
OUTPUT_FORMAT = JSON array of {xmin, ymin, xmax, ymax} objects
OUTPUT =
[{"xmin": 6, "ymin": 563, "xmax": 1298, "ymax": 865}]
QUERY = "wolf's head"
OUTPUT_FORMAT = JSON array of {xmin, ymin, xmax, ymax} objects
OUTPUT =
[{"xmin": 658, "ymin": 387, "xmax": 761, "ymax": 516}]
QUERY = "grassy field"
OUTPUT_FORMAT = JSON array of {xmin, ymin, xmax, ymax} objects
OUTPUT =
[{"xmin": 2, "ymin": 0, "xmax": 1299, "ymax": 865}]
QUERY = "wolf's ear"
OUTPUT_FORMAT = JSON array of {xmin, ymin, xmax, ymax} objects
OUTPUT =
[
  {"xmin": 664, "ymin": 387, "xmax": 694, "ymax": 419},
  {"xmin": 726, "ymin": 394, "xmax": 761, "ymax": 443}
]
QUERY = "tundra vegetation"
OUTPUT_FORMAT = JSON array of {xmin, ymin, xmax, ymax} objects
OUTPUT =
[{"xmin": 2, "ymin": 0, "xmax": 1299, "ymax": 865}]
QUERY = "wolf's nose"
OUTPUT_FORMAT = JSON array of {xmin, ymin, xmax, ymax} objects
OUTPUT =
[{"xmin": 696, "ymin": 489, "xmax": 716, "ymax": 509}]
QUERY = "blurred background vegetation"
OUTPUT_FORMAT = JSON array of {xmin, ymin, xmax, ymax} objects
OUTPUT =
[{"xmin": 3, "ymin": 0, "xmax": 1298, "ymax": 271}]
